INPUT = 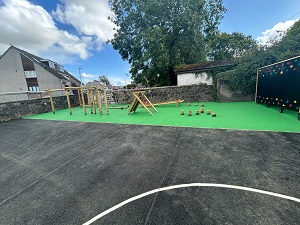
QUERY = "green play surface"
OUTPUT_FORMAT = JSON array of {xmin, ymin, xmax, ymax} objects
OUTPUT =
[{"xmin": 24, "ymin": 102, "xmax": 300, "ymax": 133}]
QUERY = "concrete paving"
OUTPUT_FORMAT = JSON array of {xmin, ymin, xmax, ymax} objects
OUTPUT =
[{"xmin": 0, "ymin": 119, "xmax": 299, "ymax": 225}]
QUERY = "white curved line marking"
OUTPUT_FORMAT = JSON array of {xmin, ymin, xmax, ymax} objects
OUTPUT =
[{"xmin": 83, "ymin": 183, "xmax": 300, "ymax": 225}]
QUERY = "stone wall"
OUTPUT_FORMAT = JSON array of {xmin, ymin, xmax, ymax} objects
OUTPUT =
[
  {"xmin": 112, "ymin": 84, "xmax": 214, "ymax": 104},
  {"xmin": 0, "ymin": 95, "xmax": 79, "ymax": 121}
]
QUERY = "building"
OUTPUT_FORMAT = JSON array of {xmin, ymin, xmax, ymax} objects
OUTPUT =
[
  {"xmin": 0, "ymin": 45, "xmax": 81, "ymax": 103},
  {"xmin": 85, "ymin": 80, "xmax": 105, "ymax": 89},
  {"xmin": 175, "ymin": 60, "xmax": 234, "ymax": 86}
]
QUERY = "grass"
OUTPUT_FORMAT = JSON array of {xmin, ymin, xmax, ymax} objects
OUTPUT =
[{"xmin": 24, "ymin": 101, "xmax": 300, "ymax": 133}]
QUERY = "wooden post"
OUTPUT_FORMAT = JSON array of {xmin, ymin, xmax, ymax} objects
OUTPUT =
[
  {"xmin": 97, "ymin": 89, "xmax": 102, "ymax": 115},
  {"xmin": 80, "ymin": 88, "xmax": 86, "ymax": 115},
  {"xmin": 255, "ymin": 69, "xmax": 259, "ymax": 103},
  {"xmin": 104, "ymin": 87, "xmax": 109, "ymax": 115},
  {"xmin": 88, "ymin": 88, "xmax": 93, "ymax": 114},
  {"xmin": 48, "ymin": 90, "xmax": 55, "ymax": 114},
  {"xmin": 92, "ymin": 88, "xmax": 97, "ymax": 114},
  {"xmin": 78, "ymin": 89, "xmax": 82, "ymax": 106},
  {"xmin": 65, "ymin": 89, "xmax": 72, "ymax": 115}
]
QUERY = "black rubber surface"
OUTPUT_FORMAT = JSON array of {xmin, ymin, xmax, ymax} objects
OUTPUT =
[{"xmin": 0, "ymin": 119, "xmax": 299, "ymax": 225}]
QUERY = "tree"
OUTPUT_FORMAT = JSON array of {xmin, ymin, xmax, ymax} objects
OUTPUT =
[
  {"xmin": 108, "ymin": 0, "xmax": 226, "ymax": 86},
  {"xmin": 98, "ymin": 75, "xmax": 110, "ymax": 86},
  {"xmin": 217, "ymin": 48, "xmax": 277, "ymax": 94},
  {"xmin": 214, "ymin": 20, "xmax": 300, "ymax": 95},
  {"xmin": 271, "ymin": 20, "xmax": 300, "ymax": 61},
  {"xmin": 207, "ymin": 32, "xmax": 257, "ymax": 60}
]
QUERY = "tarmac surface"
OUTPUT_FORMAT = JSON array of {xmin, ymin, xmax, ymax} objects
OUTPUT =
[{"xmin": 0, "ymin": 119, "xmax": 300, "ymax": 225}]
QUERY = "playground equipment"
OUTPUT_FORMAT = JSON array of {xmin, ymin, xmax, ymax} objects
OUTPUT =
[
  {"xmin": 128, "ymin": 91, "xmax": 158, "ymax": 116},
  {"xmin": 46, "ymin": 86, "xmax": 109, "ymax": 115},
  {"xmin": 256, "ymin": 56, "xmax": 300, "ymax": 120},
  {"xmin": 108, "ymin": 105, "xmax": 130, "ymax": 110},
  {"xmin": 149, "ymin": 99, "xmax": 184, "ymax": 107}
]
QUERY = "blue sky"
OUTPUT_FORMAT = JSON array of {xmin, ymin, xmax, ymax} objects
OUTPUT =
[{"xmin": 0, "ymin": 0, "xmax": 299, "ymax": 86}]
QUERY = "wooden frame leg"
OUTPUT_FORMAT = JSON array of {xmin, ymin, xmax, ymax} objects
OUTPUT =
[{"xmin": 65, "ymin": 90, "xmax": 72, "ymax": 115}]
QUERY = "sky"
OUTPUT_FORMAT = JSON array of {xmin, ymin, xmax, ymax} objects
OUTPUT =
[{"xmin": 0, "ymin": 0, "xmax": 299, "ymax": 86}]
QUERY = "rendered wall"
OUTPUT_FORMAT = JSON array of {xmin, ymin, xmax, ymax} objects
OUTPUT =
[
  {"xmin": 34, "ymin": 62, "xmax": 65, "ymax": 97},
  {"xmin": 217, "ymin": 79, "xmax": 254, "ymax": 102},
  {"xmin": 177, "ymin": 72, "xmax": 213, "ymax": 86},
  {"xmin": 0, "ymin": 47, "xmax": 28, "ymax": 93},
  {"xmin": 0, "ymin": 92, "xmax": 29, "ymax": 103},
  {"xmin": 0, "ymin": 47, "xmax": 65, "ymax": 99}
]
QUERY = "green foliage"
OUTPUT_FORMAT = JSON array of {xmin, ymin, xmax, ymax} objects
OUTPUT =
[
  {"xmin": 207, "ymin": 32, "xmax": 257, "ymax": 60},
  {"xmin": 271, "ymin": 20, "xmax": 300, "ymax": 61},
  {"xmin": 216, "ymin": 49, "xmax": 277, "ymax": 94},
  {"xmin": 109, "ymin": 0, "xmax": 226, "ymax": 86},
  {"xmin": 98, "ymin": 75, "xmax": 110, "ymax": 86},
  {"xmin": 216, "ymin": 20, "xmax": 300, "ymax": 95},
  {"xmin": 125, "ymin": 83, "xmax": 136, "ymax": 89},
  {"xmin": 206, "ymin": 64, "xmax": 235, "ymax": 100}
]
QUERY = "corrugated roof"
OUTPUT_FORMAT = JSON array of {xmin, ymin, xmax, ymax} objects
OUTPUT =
[{"xmin": 175, "ymin": 60, "xmax": 235, "ymax": 74}]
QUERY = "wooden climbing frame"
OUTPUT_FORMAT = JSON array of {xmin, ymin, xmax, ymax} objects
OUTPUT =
[{"xmin": 128, "ymin": 91, "xmax": 158, "ymax": 116}]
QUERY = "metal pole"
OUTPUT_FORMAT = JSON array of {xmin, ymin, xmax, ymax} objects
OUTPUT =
[{"xmin": 79, "ymin": 67, "xmax": 82, "ymax": 86}]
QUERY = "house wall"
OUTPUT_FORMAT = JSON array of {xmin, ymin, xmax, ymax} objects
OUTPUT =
[
  {"xmin": 177, "ymin": 72, "xmax": 213, "ymax": 86},
  {"xmin": 0, "ymin": 47, "xmax": 65, "ymax": 100},
  {"xmin": 34, "ymin": 62, "xmax": 65, "ymax": 97},
  {"xmin": 0, "ymin": 47, "xmax": 28, "ymax": 93},
  {"xmin": 86, "ymin": 80, "xmax": 105, "ymax": 89}
]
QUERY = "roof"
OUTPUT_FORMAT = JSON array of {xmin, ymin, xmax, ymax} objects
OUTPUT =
[
  {"xmin": 175, "ymin": 60, "xmax": 235, "ymax": 74},
  {"xmin": 8, "ymin": 45, "xmax": 81, "ymax": 84}
]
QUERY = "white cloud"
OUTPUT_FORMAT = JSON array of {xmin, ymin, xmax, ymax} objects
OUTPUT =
[
  {"xmin": 81, "ymin": 72, "xmax": 96, "ymax": 84},
  {"xmin": 257, "ymin": 18, "xmax": 299, "ymax": 46},
  {"xmin": 0, "ymin": 0, "xmax": 116, "ymax": 64},
  {"xmin": 80, "ymin": 72, "xmax": 132, "ymax": 86},
  {"xmin": 110, "ymin": 77, "xmax": 132, "ymax": 86},
  {"xmin": 82, "ymin": 73, "xmax": 95, "ymax": 78},
  {"xmin": 51, "ymin": 0, "xmax": 117, "ymax": 50}
]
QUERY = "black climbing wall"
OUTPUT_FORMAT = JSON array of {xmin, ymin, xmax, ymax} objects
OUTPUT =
[{"xmin": 256, "ymin": 56, "xmax": 300, "ymax": 112}]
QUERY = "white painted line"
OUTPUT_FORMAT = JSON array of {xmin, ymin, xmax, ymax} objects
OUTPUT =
[{"xmin": 83, "ymin": 183, "xmax": 300, "ymax": 225}]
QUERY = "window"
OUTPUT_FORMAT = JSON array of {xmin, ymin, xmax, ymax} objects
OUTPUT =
[
  {"xmin": 24, "ymin": 71, "xmax": 37, "ymax": 78},
  {"xmin": 49, "ymin": 61, "xmax": 55, "ymax": 68},
  {"xmin": 26, "ymin": 78, "xmax": 40, "ymax": 92}
]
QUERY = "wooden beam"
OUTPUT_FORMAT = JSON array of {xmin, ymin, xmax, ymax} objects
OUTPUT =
[
  {"xmin": 134, "ymin": 92, "xmax": 153, "ymax": 115},
  {"xmin": 143, "ymin": 95, "xmax": 158, "ymax": 112}
]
